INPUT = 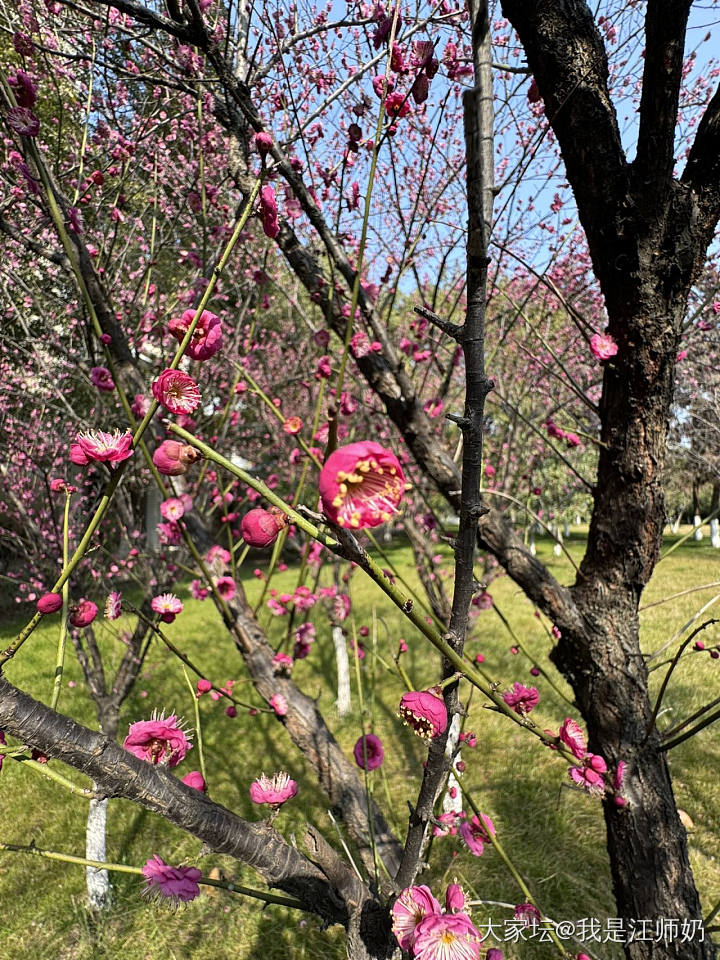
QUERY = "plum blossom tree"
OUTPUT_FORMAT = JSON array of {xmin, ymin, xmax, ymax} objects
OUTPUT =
[{"xmin": 1, "ymin": 1, "xmax": 720, "ymax": 959}]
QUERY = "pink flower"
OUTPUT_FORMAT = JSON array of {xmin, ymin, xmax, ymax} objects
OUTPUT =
[
  {"xmin": 151, "ymin": 593, "xmax": 183, "ymax": 623},
  {"xmin": 514, "ymin": 902, "xmax": 541, "ymax": 926},
  {"xmin": 486, "ymin": 951, "xmax": 504, "ymax": 960},
  {"xmin": 37, "ymin": 592, "xmax": 63, "ymax": 614},
  {"xmin": 569, "ymin": 754, "xmax": 607, "ymax": 796},
  {"xmin": 167, "ymin": 309, "xmax": 223, "ymax": 361},
  {"xmin": 272, "ymin": 652, "xmax": 294, "ymax": 674},
  {"xmin": 249, "ymin": 771, "xmax": 298, "ymax": 807},
  {"xmin": 69, "ymin": 599, "xmax": 98, "ymax": 628},
  {"xmin": 7, "ymin": 106, "xmax": 40, "ymax": 137},
  {"xmin": 255, "ymin": 131, "xmax": 273, "ymax": 157},
  {"xmin": 293, "ymin": 622, "xmax": 315, "ymax": 659},
  {"xmin": 398, "ymin": 688, "xmax": 448, "ymax": 739},
  {"xmin": 123, "ymin": 712, "xmax": 191, "ymax": 767},
  {"xmin": 316, "ymin": 355, "xmax": 332, "ymax": 378},
  {"xmin": 269, "ymin": 693, "xmax": 288, "ymax": 716},
  {"xmin": 160, "ymin": 497, "xmax": 185, "ymax": 521},
  {"xmin": 70, "ymin": 429, "xmax": 133, "ymax": 465},
  {"xmin": 413, "ymin": 913, "xmax": 483, "ymax": 960},
  {"xmin": 589, "ymin": 332, "xmax": 618, "ymax": 360},
  {"xmin": 196, "ymin": 679, "xmax": 212, "ymax": 695},
  {"xmin": 131, "ymin": 393, "xmax": 150, "ymax": 418},
  {"xmin": 472, "ymin": 591, "xmax": 493, "ymax": 610},
  {"xmin": 182, "ymin": 770, "xmax": 207, "ymax": 792},
  {"xmin": 214, "ymin": 576, "xmax": 236, "ymax": 601},
  {"xmin": 151, "ymin": 369, "xmax": 201, "ymax": 415},
  {"xmin": 90, "ymin": 366, "xmax": 115, "ymax": 392},
  {"xmin": 502, "ymin": 682, "xmax": 539, "ymax": 715},
  {"xmin": 445, "ymin": 883, "xmax": 467, "ymax": 914},
  {"xmin": 333, "ymin": 593, "xmax": 351, "ymax": 621},
  {"xmin": 391, "ymin": 885, "xmax": 442, "ymax": 952},
  {"xmin": 259, "ymin": 185, "xmax": 279, "ymax": 238},
  {"xmin": 353, "ymin": 733, "xmax": 384, "ymax": 770},
  {"xmin": 558, "ymin": 718, "xmax": 587, "ymax": 759},
  {"xmin": 460, "ymin": 813, "xmax": 495, "ymax": 856},
  {"xmin": 153, "ymin": 440, "xmax": 200, "ymax": 476},
  {"xmin": 206, "ymin": 544, "xmax": 232, "ymax": 565},
  {"xmin": 105, "ymin": 591, "xmax": 122, "ymax": 620},
  {"xmin": 241, "ymin": 508, "xmax": 285, "ymax": 547},
  {"xmin": 141, "ymin": 855, "xmax": 201, "ymax": 904},
  {"xmin": 319, "ymin": 441, "xmax": 405, "ymax": 529},
  {"xmin": 283, "ymin": 416, "xmax": 303, "ymax": 434}
]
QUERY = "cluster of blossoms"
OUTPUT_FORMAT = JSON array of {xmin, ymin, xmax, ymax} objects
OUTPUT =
[
  {"xmin": 551, "ymin": 718, "xmax": 626, "ymax": 804},
  {"xmin": 392, "ymin": 883, "xmax": 484, "ymax": 959}
]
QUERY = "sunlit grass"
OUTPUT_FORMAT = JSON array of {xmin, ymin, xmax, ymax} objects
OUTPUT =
[{"xmin": 0, "ymin": 526, "xmax": 718, "ymax": 959}]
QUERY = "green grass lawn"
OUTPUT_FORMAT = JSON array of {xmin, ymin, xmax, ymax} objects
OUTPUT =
[{"xmin": 1, "ymin": 527, "xmax": 719, "ymax": 959}]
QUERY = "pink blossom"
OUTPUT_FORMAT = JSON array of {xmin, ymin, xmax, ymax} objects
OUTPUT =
[
  {"xmin": 141, "ymin": 855, "xmax": 201, "ymax": 904},
  {"xmin": 131, "ymin": 393, "xmax": 150, "ymax": 418},
  {"xmin": 37, "ymin": 592, "xmax": 63, "ymax": 614},
  {"xmin": 214, "ymin": 576, "xmax": 236, "ymax": 601},
  {"xmin": 105, "ymin": 591, "xmax": 122, "ymax": 620},
  {"xmin": 413, "ymin": 913, "xmax": 483, "ymax": 960},
  {"xmin": 558, "ymin": 718, "xmax": 587, "ymax": 759},
  {"xmin": 333, "ymin": 593, "xmax": 351, "ymax": 621},
  {"xmin": 569, "ymin": 753, "xmax": 607, "ymax": 796},
  {"xmin": 7, "ymin": 106, "xmax": 39, "ymax": 137},
  {"xmin": 167, "ymin": 309, "xmax": 222, "ymax": 361},
  {"xmin": 319, "ymin": 441, "xmax": 405, "ymax": 529},
  {"xmin": 123, "ymin": 712, "xmax": 191, "ymax": 767},
  {"xmin": 391, "ymin": 885, "xmax": 442, "ymax": 952},
  {"xmin": 398, "ymin": 688, "xmax": 448, "ymax": 739},
  {"xmin": 71, "ymin": 429, "xmax": 133, "ymax": 465},
  {"xmin": 472, "ymin": 591, "xmax": 493, "ymax": 610},
  {"xmin": 90, "ymin": 366, "xmax": 115, "ymax": 392},
  {"xmin": 444, "ymin": 883, "xmax": 467, "ymax": 914},
  {"xmin": 353, "ymin": 733, "xmax": 384, "ymax": 770},
  {"xmin": 182, "ymin": 770, "xmax": 207, "ymax": 792},
  {"xmin": 151, "ymin": 369, "xmax": 201, "ymax": 415},
  {"xmin": 190, "ymin": 580, "xmax": 209, "ymax": 601},
  {"xmin": 486, "ymin": 951, "xmax": 504, "ymax": 960},
  {"xmin": 8, "ymin": 70, "xmax": 37, "ymax": 109},
  {"xmin": 255, "ymin": 131, "xmax": 273, "ymax": 157},
  {"xmin": 151, "ymin": 593, "xmax": 183, "ymax": 623},
  {"xmin": 69, "ymin": 599, "xmax": 98, "ymax": 628},
  {"xmin": 502, "ymin": 682, "xmax": 539, "ymax": 715},
  {"xmin": 241, "ymin": 508, "xmax": 285, "ymax": 547},
  {"xmin": 272, "ymin": 652, "xmax": 294, "ymax": 674},
  {"xmin": 460, "ymin": 813, "xmax": 495, "ymax": 856},
  {"xmin": 514, "ymin": 903, "xmax": 541, "ymax": 926},
  {"xmin": 589, "ymin": 332, "xmax": 618, "ymax": 360},
  {"xmin": 293, "ymin": 621, "xmax": 315, "ymax": 659},
  {"xmin": 206, "ymin": 545, "xmax": 232, "ymax": 565},
  {"xmin": 283, "ymin": 416, "xmax": 303, "ymax": 434},
  {"xmin": 160, "ymin": 497, "xmax": 185, "ymax": 521},
  {"xmin": 196, "ymin": 679, "xmax": 212, "ymax": 695},
  {"xmin": 269, "ymin": 693, "xmax": 288, "ymax": 716},
  {"xmin": 153, "ymin": 440, "xmax": 200, "ymax": 476},
  {"xmin": 259, "ymin": 185, "xmax": 279, "ymax": 238},
  {"xmin": 249, "ymin": 770, "xmax": 298, "ymax": 807}
]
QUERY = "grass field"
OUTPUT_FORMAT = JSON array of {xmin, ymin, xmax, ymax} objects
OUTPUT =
[{"xmin": 0, "ymin": 527, "xmax": 719, "ymax": 960}]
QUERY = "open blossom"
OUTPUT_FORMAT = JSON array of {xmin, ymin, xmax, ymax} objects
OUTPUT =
[
  {"xmin": 413, "ymin": 913, "xmax": 483, "ymax": 960},
  {"xmin": 460, "ymin": 813, "xmax": 496, "ymax": 856},
  {"xmin": 124, "ymin": 712, "xmax": 191, "ymax": 767},
  {"xmin": 8, "ymin": 105, "xmax": 40, "ymax": 137},
  {"xmin": 392, "ymin": 885, "xmax": 442, "ymax": 952},
  {"xmin": 269, "ymin": 693, "xmax": 288, "ymax": 716},
  {"xmin": 167, "ymin": 309, "xmax": 222, "ymax": 361},
  {"xmin": 90, "ymin": 366, "xmax": 115, "ymax": 391},
  {"xmin": 70, "ymin": 429, "xmax": 133, "ymax": 465},
  {"xmin": 502, "ymin": 682, "xmax": 539, "ymax": 715},
  {"xmin": 241, "ymin": 508, "xmax": 285, "ymax": 547},
  {"xmin": 319, "ymin": 441, "xmax": 405, "ymax": 529},
  {"xmin": 153, "ymin": 440, "xmax": 200, "ymax": 476},
  {"xmin": 151, "ymin": 593, "xmax": 183, "ymax": 623},
  {"xmin": 105, "ymin": 591, "xmax": 122, "ymax": 620},
  {"xmin": 589, "ymin": 331, "xmax": 618, "ymax": 360},
  {"xmin": 569, "ymin": 753, "xmax": 608, "ymax": 796},
  {"xmin": 398, "ymin": 688, "xmax": 448, "ymax": 739},
  {"xmin": 353, "ymin": 733, "xmax": 384, "ymax": 770},
  {"xmin": 283, "ymin": 416, "xmax": 303, "ymax": 434},
  {"xmin": 514, "ymin": 903, "xmax": 542, "ymax": 926},
  {"xmin": 249, "ymin": 771, "xmax": 298, "ymax": 808},
  {"xmin": 558, "ymin": 718, "xmax": 587, "ymax": 759},
  {"xmin": 69, "ymin": 599, "xmax": 98, "ymax": 628},
  {"xmin": 293, "ymin": 622, "xmax": 315, "ymax": 659},
  {"xmin": 214, "ymin": 576, "xmax": 236, "ymax": 601},
  {"xmin": 141, "ymin": 855, "xmax": 201, "ymax": 904},
  {"xmin": 152, "ymin": 369, "xmax": 201, "ymax": 414},
  {"xmin": 160, "ymin": 497, "xmax": 185, "ymax": 521}
]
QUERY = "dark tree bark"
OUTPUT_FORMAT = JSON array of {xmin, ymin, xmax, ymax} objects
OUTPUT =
[{"xmin": 491, "ymin": 3, "xmax": 720, "ymax": 957}]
